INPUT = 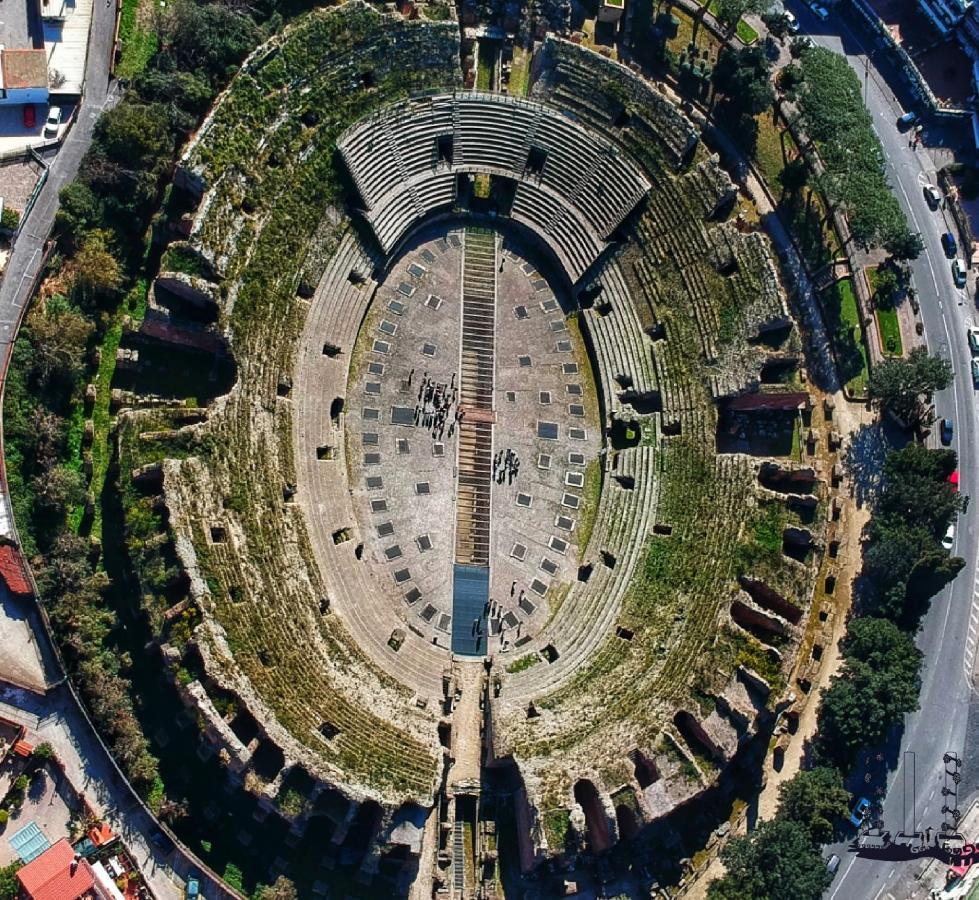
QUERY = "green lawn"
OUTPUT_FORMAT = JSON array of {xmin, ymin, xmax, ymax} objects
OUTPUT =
[
  {"xmin": 508, "ymin": 47, "xmax": 532, "ymax": 96},
  {"xmin": 736, "ymin": 19, "xmax": 759, "ymax": 42},
  {"xmin": 875, "ymin": 306, "xmax": 903, "ymax": 357},
  {"xmin": 752, "ymin": 113, "xmax": 798, "ymax": 188},
  {"xmin": 115, "ymin": 0, "xmax": 157, "ymax": 79},
  {"xmin": 820, "ymin": 277, "xmax": 870, "ymax": 396}
]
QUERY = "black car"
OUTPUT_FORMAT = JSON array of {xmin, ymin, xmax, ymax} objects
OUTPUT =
[
  {"xmin": 941, "ymin": 417, "xmax": 954, "ymax": 445},
  {"xmin": 942, "ymin": 232, "xmax": 958, "ymax": 258}
]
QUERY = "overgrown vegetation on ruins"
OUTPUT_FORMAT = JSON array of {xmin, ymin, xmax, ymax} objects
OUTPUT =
[{"xmin": 5, "ymin": 0, "xmax": 291, "ymax": 815}]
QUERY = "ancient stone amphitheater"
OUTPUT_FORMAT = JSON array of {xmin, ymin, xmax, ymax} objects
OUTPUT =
[{"xmin": 127, "ymin": 1, "xmax": 831, "ymax": 894}]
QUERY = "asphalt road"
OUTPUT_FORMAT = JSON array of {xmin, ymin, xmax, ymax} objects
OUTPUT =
[{"xmin": 779, "ymin": 4, "xmax": 979, "ymax": 898}]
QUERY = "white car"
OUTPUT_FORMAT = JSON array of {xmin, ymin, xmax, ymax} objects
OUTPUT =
[
  {"xmin": 923, "ymin": 183, "xmax": 942, "ymax": 208},
  {"xmin": 942, "ymin": 523, "xmax": 955, "ymax": 551},
  {"xmin": 43, "ymin": 106, "xmax": 62, "ymax": 138},
  {"xmin": 784, "ymin": 10, "xmax": 800, "ymax": 31},
  {"xmin": 969, "ymin": 327, "xmax": 979, "ymax": 354},
  {"xmin": 953, "ymin": 258, "xmax": 969, "ymax": 288},
  {"xmin": 809, "ymin": 1, "xmax": 830, "ymax": 19}
]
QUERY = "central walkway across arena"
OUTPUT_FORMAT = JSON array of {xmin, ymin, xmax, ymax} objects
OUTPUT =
[{"xmin": 452, "ymin": 228, "xmax": 497, "ymax": 655}]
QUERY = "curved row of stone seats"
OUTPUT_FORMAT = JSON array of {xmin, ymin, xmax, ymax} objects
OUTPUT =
[
  {"xmin": 183, "ymin": 511, "xmax": 437, "ymax": 794},
  {"xmin": 510, "ymin": 182, "xmax": 601, "ymax": 283},
  {"xmin": 293, "ymin": 229, "xmax": 448, "ymax": 701},
  {"xmin": 502, "ymin": 444, "xmax": 658, "ymax": 704},
  {"xmin": 368, "ymin": 171, "xmax": 457, "ymax": 252},
  {"xmin": 337, "ymin": 90, "xmax": 651, "ymax": 280},
  {"xmin": 583, "ymin": 258, "xmax": 656, "ymax": 416},
  {"xmin": 530, "ymin": 38, "xmax": 699, "ymax": 174}
]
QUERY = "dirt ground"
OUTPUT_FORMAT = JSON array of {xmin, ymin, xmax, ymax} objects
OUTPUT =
[{"xmin": 0, "ymin": 157, "xmax": 43, "ymax": 212}]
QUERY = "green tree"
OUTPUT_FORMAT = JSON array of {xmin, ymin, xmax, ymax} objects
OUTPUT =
[
  {"xmin": 25, "ymin": 294, "xmax": 94, "ymax": 390},
  {"xmin": 885, "ymin": 229, "xmax": 925, "ymax": 261},
  {"xmin": 714, "ymin": 0, "xmax": 773, "ymax": 33},
  {"xmin": 817, "ymin": 618, "xmax": 922, "ymax": 766},
  {"xmin": 777, "ymin": 767, "xmax": 851, "ymax": 842},
  {"xmin": 55, "ymin": 182, "xmax": 101, "ymax": 249},
  {"xmin": 708, "ymin": 819, "xmax": 832, "ymax": 900},
  {"xmin": 868, "ymin": 346, "xmax": 953, "ymax": 429},
  {"xmin": 713, "ymin": 46, "xmax": 775, "ymax": 116},
  {"xmin": 31, "ymin": 464, "xmax": 85, "ymax": 515},
  {"xmin": 73, "ymin": 230, "xmax": 124, "ymax": 303},
  {"xmin": 872, "ymin": 266, "xmax": 901, "ymax": 309},
  {"xmin": 0, "ymin": 862, "xmax": 22, "ymax": 899}
]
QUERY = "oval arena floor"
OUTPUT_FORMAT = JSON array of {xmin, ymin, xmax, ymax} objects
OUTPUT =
[{"xmin": 342, "ymin": 223, "xmax": 601, "ymax": 657}]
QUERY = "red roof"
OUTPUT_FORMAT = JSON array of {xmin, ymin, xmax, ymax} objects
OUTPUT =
[
  {"xmin": 17, "ymin": 839, "xmax": 97, "ymax": 900},
  {"xmin": 0, "ymin": 544, "xmax": 31, "ymax": 596},
  {"xmin": 12, "ymin": 740, "xmax": 33, "ymax": 757},
  {"xmin": 88, "ymin": 823, "xmax": 114, "ymax": 846}
]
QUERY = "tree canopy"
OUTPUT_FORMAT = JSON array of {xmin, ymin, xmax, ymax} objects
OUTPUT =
[
  {"xmin": 817, "ymin": 617, "xmax": 922, "ymax": 766},
  {"xmin": 862, "ymin": 444, "xmax": 965, "ymax": 623},
  {"xmin": 777, "ymin": 767, "xmax": 852, "ymax": 843},
  {"xmin": 797, "ymin": 47, "xmax": 909, "ymax": 247},
  {"xmin": 868, "ymin": 347, "xmax": 953, "ymax": 429},
  {"xmin": 713, "ymin": 46, "xmax": 775, "ymax": 117},
  {"xmin": 707, "ymin": 819, "xmax": 833, "ymax": 900},
  {"xmin": 714, "ymin": 0, "xmax": 772, "ymax": 31}
]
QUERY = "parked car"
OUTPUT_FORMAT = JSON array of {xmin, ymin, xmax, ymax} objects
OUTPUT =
[
  {"xmin": 827, "ymin": 853, "xmax": 841, "ymax": 875},
  {"xmin": 22, "ymin": 104, "xmax": 35, "ymax": 129},
  {"xmin": 953, "ymin": 258, "xmax": 968, "ymax": 288},
  {"xmin": 923, "ymin": 183, "xmax": 942, "ymax": 208},
  {"xmin": 972, "ymin": 358, "xmax": 979, "ymax": 386},
  {"xmin": 850, "ymin": 796, "xmax": 871, "ymax": 827},
  {"xmin": 943, "ymin": 523, "xmax": 956, "ymax": 551},
  {"xmin": 968, "ymin": 326, "xmax": 979, "ymax": 353},
  {"xmin": 949, "ymin": 470, "xmax": 960, "ymax": 491},
  {"xmin": 809, "ymin": 1, "xmax": 830, "ymax": 18},
  {"xmin": 940, "ymin": 417, "xmax": 954, "ymax": 445},
  {"xmin": 898, "ymin": 110, "xmax": 918, "ymax": 129},
  {"xmin": 942, "ymin": 231, "xmax": 958, "ymax": 258},
  {"xmin": 784, "ymin": 10, "xmax": 800, "ymax": 31},
  {"xmin": 185, "ymin": 875, "xmax": 200, "ymax": 899},
  {"xmin": 43, "ymin": 105, "xmax": 62, "ymax": 138}
]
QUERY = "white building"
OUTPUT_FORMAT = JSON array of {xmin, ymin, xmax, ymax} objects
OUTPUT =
[{"xmin": 0, "ymin": 49, "xmax": 49, "ymax": 106}]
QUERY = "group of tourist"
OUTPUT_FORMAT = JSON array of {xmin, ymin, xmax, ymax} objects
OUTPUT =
[
  {"xmin": 494, "ymin": 448, "xmax": 520, "ymax": 484},
  {"xmin": 412, "ymin": 370, "xmax": 464, "ymax": 440}
]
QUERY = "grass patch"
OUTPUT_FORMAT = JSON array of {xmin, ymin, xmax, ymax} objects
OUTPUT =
[
  {"xmin": 819, "ymin": 277, "xmax": 869, "ymax": 396},
  {"xmin": 875, "ymin": 306, "xmax": 903, "ymax": 357},
  {"xmin": 508, "ymin": 46, "xmax": 532, "ymax": 96},
  {"xmin": 736, "ymin": 18, "xmax": 758, "ymax": 42},
  {"xmin": 506, "ymin": 653, "xmax": 540, "ymax": 674},
  {"xmin": 115, "ymin": 0, "xmax": 158, "ymax": 80},
  {"xmin": 577, "ymin": 458, "xmax": 603, "ymax": 554},
  {"xmin": 476, "ymin": 39, "xmax": 498, "ymax": 90},
  {"xmin": 543, "ymin": 809, "xmax": 571, "ymax": 850}
]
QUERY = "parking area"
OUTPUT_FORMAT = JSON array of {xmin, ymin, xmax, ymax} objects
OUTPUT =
[{"xmin": 0, "ymin": 103, "xmax": 70, "ymax": 155}]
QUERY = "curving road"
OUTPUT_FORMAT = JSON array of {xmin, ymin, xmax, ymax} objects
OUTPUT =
[{"xmin": 778, "ymin": 4, "xmax": 979, "ymax": 898}]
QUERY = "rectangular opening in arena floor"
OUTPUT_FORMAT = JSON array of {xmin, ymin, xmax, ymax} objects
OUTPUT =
[{"xmin": 451, "ymin": 564, "xmax": 490, "ymax": 656}]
